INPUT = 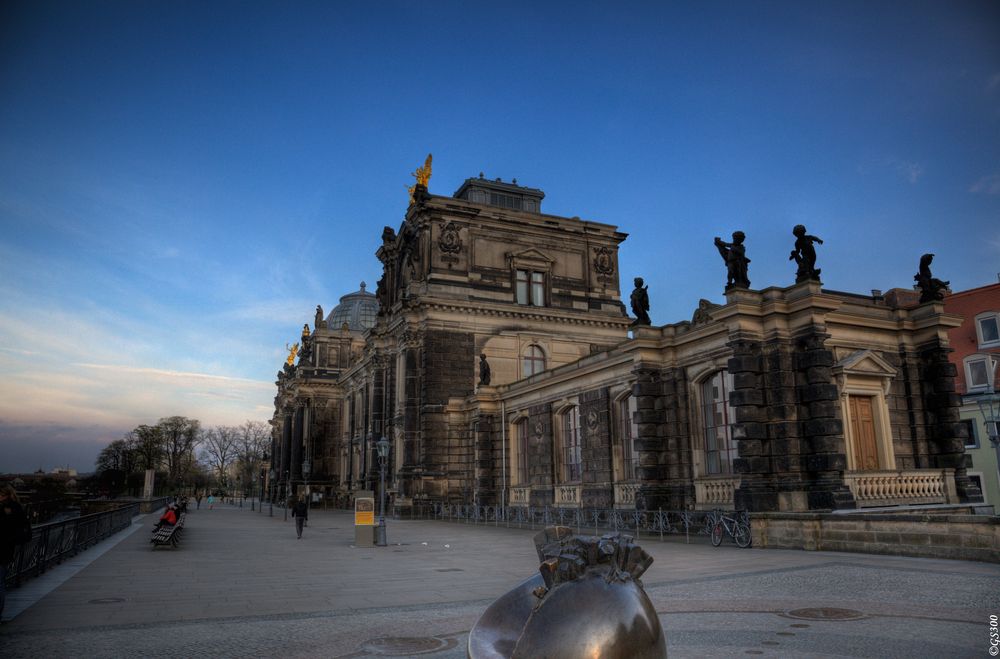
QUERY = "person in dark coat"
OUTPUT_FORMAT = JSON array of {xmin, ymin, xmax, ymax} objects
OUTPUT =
[
  {"xmin": 1, "ymin": 484, "xmax": 29, "ymax": 622},
  {"xmin": 291, "ymin": 497, "xmax": 308, "ymax": 539}
]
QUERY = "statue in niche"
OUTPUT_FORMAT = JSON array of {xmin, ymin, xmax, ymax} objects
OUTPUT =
[
  {"xmin": 714, "ymin": 231, "xmax": 750, "ymax": 290},
  {"xmin": 914, "ymin": 253, "xmax": 950, "ymax": 303},
  {"xmin": 315, "ymin": 305, "xmax": 324, "ymax": 329},
  {"xmin": 478, "ymin": 353, "xmax": 491, "ymax": 386},
  {"xmin": 789, "ymin": 224, "xmax": 824, "ymax": 283},
  {"xmin": 630, "ymin": 277, "xmax": 651, "ymax": 325}
]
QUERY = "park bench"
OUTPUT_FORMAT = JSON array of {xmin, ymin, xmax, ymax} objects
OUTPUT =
[{"xmin": 150, "ymin": 512, "xmax": 186, "ymax": 549}]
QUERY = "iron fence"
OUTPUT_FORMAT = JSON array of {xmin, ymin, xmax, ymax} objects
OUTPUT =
[
  {"xmin": 4, "ymin": 502, "xmax": 142, "ymax": 588},
  {"xmin": 401, "ymin": 503, "xmax": 750, "ymax": 543}
]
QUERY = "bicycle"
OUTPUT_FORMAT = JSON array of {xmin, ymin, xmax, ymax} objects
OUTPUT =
[{"xmin": 710, "ymin": 510, "xmax": 752, "ymax": 548}]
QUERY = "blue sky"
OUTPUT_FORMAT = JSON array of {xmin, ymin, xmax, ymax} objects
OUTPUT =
[{"xmin": 1, "ymin": 1, "xmax": 998, "ymax": 473}]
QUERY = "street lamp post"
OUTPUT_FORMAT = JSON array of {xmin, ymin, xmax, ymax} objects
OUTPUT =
[
  {"xmin": 302, "ymin": 459, "xmax": 311, "ymax": 523},
  {"xmin": 283, "ymin": 470, "xmax": 290, "ymax": 521},
  {"xmin": 976, "ymin": 393, "xmax": 1000, "ymax": 487},
  {"xmin": 268, "ymin": 467, "xmax": 274, "ymax": 517},
  {"xmin": 375, "ymin": 436, "xmax": 390, "ymax": 547}
]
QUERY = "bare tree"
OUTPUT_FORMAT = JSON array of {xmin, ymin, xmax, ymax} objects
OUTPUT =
[
  {"xmin": 130, "ymin": 424, "xmax": 164, "ymax": 472},
  {"xmin": 157, "ymin": 416, "xmax": 201, "ymax": 485},
  {"xmin": 234, "ymin": 420, "xmax": 271, "ymax": 495},
  {"xmin": 96, "ymin": 438, "xmax": 137, "ymax": 474},
  {"xmin": 201, "ymin": 425, "xmax": 239, "ymax": 487}
]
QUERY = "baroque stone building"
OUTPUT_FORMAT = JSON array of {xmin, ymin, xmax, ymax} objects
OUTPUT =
[{"xmin": 271, "ymin": 174, "xmax": 981, "ymax": 514}]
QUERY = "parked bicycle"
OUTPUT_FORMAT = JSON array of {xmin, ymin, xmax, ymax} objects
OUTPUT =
[{"xmin": 710, "ymin": 510, "xmax": 752, "ymax": 548}]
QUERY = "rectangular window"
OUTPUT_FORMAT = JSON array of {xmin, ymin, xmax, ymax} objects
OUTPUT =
[
  {"xmin": 531, "ymin": 272, "xmax": 544, "ymax": 306},
  {"xmin": 515, "ymin": 270, "xmax": 545, "ymax": 306},
  {"xmin": 618, "ymin": 396, "xmax": 639, "ymax": 481},
  {"xmin": 702, "ymin": 372, "xmax": 736, "ymax": 475},
  {"xmin": 968, "ymin": 358, "xmax": 990, "ymax": 390},
  {"xmin": 516, "ymin": 270, "xmax": 529, "ymax": 304},
  {"xmin": 516, "ymin": 421, "xmax": 529, "ymax": 485},
  {"xmin": 979, "ymin": 315, "xmax": 1000, "ymax": 347},
  {"xmin": 562, "ymin": 408, "xmax": 582, "ymax": 482},
  {"xmin": 968, "ymin": 474, "xmax": 985, "ymax": 502},
  {"xmin": 962, "ymin": 419, "xmax": 979, "ymax": 449}
]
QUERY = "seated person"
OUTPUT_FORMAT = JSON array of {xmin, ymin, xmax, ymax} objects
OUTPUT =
[{"xmin": 154, "ymin": 505, "xmax": 178, "ymax": 530}]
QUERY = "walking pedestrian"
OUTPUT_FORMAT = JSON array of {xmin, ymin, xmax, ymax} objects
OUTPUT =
[
  {"xmin": 1, "ymin": 485, "xmax": 29, "ymax": 622},
  {"xmin": 291, "ymin": 497, "xmax": 308, "ymax": 539}
]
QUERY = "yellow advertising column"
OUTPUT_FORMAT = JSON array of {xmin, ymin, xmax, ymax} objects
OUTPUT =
[{"xmin": 354, "ymin": 490, "xmax": 375, "ymax": 547}]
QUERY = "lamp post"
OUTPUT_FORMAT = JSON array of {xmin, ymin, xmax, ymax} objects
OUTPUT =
[
  {"xmin": 268, "ymin": 466, "xmax": 274, "ymax": 517},
  {"xmin": 375, "ymin": 436, "xmax": 390, "ymax": 547},
  {"xmin": 976, "ymin": 393, "xmax": 1000, "ymax": 487},
  {"xmin": 302, "ymin": 459, "xmax": 311, "ymax": 520},
  {"xmin": 283, "ymin": 470, "xmax": 290, "ymax": 521},
  {"xmin": 237, "ymin": 476, "xmax": 243, "ymax": 508}
]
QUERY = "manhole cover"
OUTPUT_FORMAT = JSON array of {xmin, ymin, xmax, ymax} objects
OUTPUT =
[
  {"xmin": 785, "ymin": 607, "xmax": 866, "ymax": 621},
  {"xmin": 362, "ymin": 637, "xmax": 453, "ymax": 656},
  {"xmin": 88, "ymin": 598, "xmax": 126, "ymax": 604}
]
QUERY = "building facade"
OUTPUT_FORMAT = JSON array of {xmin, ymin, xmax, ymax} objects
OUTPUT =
[
  {"xmin": 272, "ymin": 174, "xmax": 982, "ymax": 514},
  {"xmin": 944, "ymin": 283, "xmax": 1000, "ymax": 507}
]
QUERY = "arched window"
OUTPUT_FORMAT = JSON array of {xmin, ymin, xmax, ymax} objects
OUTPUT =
[
  {"xmin": 702, "ymin": 371, "xmax": 736, "ymax": 475},
  {"xmin": 522, "ymin": 345, "xmax": 545, "ymax": 378},
  {"xmin": 559, "ymin": 406, "xmax": 582, "ymax": 482}
]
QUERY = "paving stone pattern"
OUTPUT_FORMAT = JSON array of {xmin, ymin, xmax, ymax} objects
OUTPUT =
[{"xmin": 1, "ymin": 502, "xmax": 997, "ymax": 658}]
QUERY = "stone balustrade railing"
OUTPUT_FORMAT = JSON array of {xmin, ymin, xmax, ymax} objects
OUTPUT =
[
  {"xmin": 694, "ymin": 475, "xmax": 740, "ymax": 509},
  {"xmin": 554, "ymin": 484, "xmax": 582, "ymax": 508},
  {"xmin": 510, "ymin": 486, "xmax": 531, "ymax": 506},
  {"xmin": 614, "ymin": 482, "xmax": 642, "ymax": 509},
  {"xmin": 844, "ymin": 469, "xmax": 956, "ymax": 507}
]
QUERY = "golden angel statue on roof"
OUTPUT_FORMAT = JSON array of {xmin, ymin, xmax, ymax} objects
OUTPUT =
[
  {"xmin": 408, "ymin": 153, "xmax": 433, "ymax": 203},
  {"xmin": 285, "ymin": 342, "xmax": 299, "ymax": 366}
]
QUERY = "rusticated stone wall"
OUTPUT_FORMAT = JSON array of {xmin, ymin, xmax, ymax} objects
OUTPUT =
[
  {"xmin": 528, "ymin": 402, "xmax": 555, "ymax": 506},
  {"xmin": 579, "ymin": 387, "xmax": 612, "ymax": 508}
]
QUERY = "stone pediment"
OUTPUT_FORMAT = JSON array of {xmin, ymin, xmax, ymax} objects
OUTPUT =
[
  {"xmin": 508, "ymin": 248, "xmax": 555, "ymax": 265},
  {"xmin": 833, "ymin": 349, "xmax": 897, "ymax": 379}
]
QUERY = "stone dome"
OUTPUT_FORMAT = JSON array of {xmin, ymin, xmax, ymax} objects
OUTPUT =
[{"xmin": 326, "ymin": 282, "xmax": 378, "ymax": 331}]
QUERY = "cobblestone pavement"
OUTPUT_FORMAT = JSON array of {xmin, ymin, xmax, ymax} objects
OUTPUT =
[{"xmin": 1, "ymin": 502, "xmax": 997, "ymax": 658}]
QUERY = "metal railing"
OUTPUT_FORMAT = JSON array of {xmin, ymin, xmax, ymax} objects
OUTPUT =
[
  {"xmin": 403, "ymin": 503, "xmax": 750, "ymax": 543},
  {"xmin": 4, "ymin": 502, "xmax": 142, "ymax": 588}
]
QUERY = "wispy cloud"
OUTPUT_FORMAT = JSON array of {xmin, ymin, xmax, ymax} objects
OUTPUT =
[
  {"xmin": 856, "ymin": 156, "xmax": 924, "ymax": 184},
  {"xmin": 886, "ymin": 157, "xmax": 923, "ymax": 184},
  {"xmin": 74, "ymin": 363, "xmax": 272, "ymax": 387},
  {"xmin": 970, "ymin": 173, "xmax": 1000, "ymax": 195}
]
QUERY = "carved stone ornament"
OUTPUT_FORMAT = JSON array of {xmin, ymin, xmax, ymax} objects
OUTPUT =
[
  {"xmin": 439, "ymin": 221, "xmax": 463, "ymax": 254},
  {"xmin": 533, "ymin": 421, "xmax": 544, "ymax": 439},
  {"xmin": 468, "ymin": 527, "xmax": 666, "ymax": 659},
  {"xmin": 593, "ymin": 246, "xmax": 614, "ymax": 275},
  {"xmin": 586, "ymin": 410, "xmax": 599, "ymax": 430}
]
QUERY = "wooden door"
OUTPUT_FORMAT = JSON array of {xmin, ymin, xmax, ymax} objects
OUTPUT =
[{"xmin": 848, "ymin": 395, "xmax": 880, "ymax": 470}]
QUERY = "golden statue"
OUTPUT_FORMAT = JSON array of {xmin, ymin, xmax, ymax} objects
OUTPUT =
[
  {"xmin": 301, "ymin": 323, "xmax": 310, "ymax": 339},
  {"xmin": 414, "ymin": 153, "xmax": 432, "ymax": 187},
  {"xmin": 408, "ymin": 153, "xmax": 433, "ymax": 203},
  {"xmin": 285, "ymin": 342, "xmax": 299, "ymax": 366}
]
